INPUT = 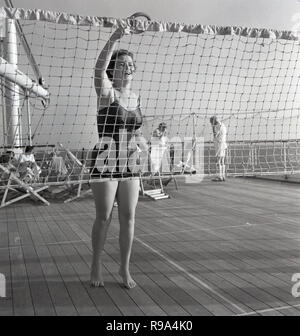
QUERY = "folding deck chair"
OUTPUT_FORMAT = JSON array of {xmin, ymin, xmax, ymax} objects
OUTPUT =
[
  {"xmin": 63, "ymin": 161, "xmax": 92, "ymax": 203},
  {"xmin": 0, "ymin": 163, "xmax": 50, "ymax": 208},
  {"xmin": 139, "ymin": 173, "xmax": 173, "ymax": 200},
  {"xmin": 53, "ymin": 144, "xmax": 92, "ymax": 203}
]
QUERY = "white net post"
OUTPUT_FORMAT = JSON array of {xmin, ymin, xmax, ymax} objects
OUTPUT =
[{"xmin": 4, "ymin": 18, "xmax": 21, "ymax": 147}]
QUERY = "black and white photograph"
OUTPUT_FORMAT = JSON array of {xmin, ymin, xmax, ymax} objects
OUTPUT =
[{"xmin": 0, "ymin": 0, "xmax": 299, "ymax": 324}]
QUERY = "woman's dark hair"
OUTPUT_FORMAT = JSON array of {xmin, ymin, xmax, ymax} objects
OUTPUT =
[
  {"xmin": 210, "ymin": 116, "xmax": 217, "ymax": 125},
  {"xmin": 106, "ymin": 49, "xmax": 135, "ymax": 80},
  {"xmin": 158, "ymin": 122, "xmax": 167, "ymax": 130}
]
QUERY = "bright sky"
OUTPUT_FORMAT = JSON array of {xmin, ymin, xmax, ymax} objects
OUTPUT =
[{"xmin": 8, "ymin": 0, "xmax": 300, "ymax": 30}]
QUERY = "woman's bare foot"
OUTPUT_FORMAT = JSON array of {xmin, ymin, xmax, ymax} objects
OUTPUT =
[
  {"xmin": 90, "ymin": 260, "xmax": 105, "ymax": 287},
  {"xmin": 119, "ymin": 268, "xmax": 136, "ymax": 289}
]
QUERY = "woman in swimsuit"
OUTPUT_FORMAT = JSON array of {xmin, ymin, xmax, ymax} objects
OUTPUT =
[{"xmin": 90, "ymin": 27, "xmax": 142, "ymax": 289}]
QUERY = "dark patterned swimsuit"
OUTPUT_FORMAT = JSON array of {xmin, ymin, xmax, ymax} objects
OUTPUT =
[{"xmin": 90, "ymin": 99, "xmax": 143, "ymax": 178}]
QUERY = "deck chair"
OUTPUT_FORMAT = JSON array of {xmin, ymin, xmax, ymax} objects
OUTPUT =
[
  {"xmin": 140, "ymin": 173, "xmax": 171, "ymax": 200},
  {"xmin": 0, "ymin": 163, "xmax": 50, "ymax": 208},
  {"xmin": 52, "ymin": 144, "xmax": 91, "ymax": 203},
  {"xmin": 63, "ymin": 161, "xmax": 92, "ymax": 203},
  {"xmin": 140, "ymin": 139, "xmax": 178, "ymax": 200},
  {"xmin": 45, "ymin": 149, "xmax": 69, "ymax": 183}
]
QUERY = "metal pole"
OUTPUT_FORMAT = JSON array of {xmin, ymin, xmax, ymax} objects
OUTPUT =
[
  {"xmin": 192, "ymin": 112, "xmax": 196, "ymax": 167},
  {"xmin": 0, "ymin": 57, "xmax": 49, "ymax": 98},
  {"xmin": 25, "ymin": 91, "xmax": 32, "ymax": 146},
  {"xmin": 283, "ymin": 141, "xmax": 287, "ymax": 177},
  {"xmin": 4, "ymin": 0, "xmax": 45, "ymax": 86},
  {"xmin": 5, "ymin": 18, "xmax": 21, "ymax": 147},
  {"xmin": 0, "ymin": 24, "xmax": 7, "ymax": 147},
  {"xmin": 0, "ymin": 71, "xmax": 6, "ymax": 146}
]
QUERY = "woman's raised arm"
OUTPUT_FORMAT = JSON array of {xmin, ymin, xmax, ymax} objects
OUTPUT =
[{"xmin": 94, "ymin": 27, "xmax": 131, "ymax": 97}]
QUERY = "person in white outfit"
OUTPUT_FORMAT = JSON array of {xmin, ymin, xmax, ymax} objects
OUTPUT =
[
  {"xmin": 48, "ymin": 149, "xmax": 68, "ymax": 179},
  {"xmin": 150, "ymin": 122, "xmax": 168, "ymax": 174},
  {"xmin": 210, "ymin": 116, "xmax": 227, "ymax": 181},
  {"xmin": 18, "ymin": 145, "xmax": 41, "ymax": 182}
]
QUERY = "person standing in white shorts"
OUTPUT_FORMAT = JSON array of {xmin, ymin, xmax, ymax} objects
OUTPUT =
[
  {"xmin": 210, "ymin": 116, "xmax": 227, "ymax": 181},
  {"xmin": 150, "ymin": 122, "xmax": 168, "ymax": 174}
]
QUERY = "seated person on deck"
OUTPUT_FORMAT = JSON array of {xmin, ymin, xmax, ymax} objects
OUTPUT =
[{"xmin": 17, "ymin": 145, "xmax": 42, "ymax": 183}]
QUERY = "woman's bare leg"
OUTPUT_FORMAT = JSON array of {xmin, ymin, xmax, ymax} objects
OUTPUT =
[
  {"xmin": 217, "ymin": 157, "xmax": 222, "ymax": 179},
  {"xmin": 117, "ymin": 178, "xmax": 140, "ymax": 289},
  {"xmin": 90, "ymin": 181, "xmax": 118, "ymax": 287},
  {"xmin": 219, "ymin": 156, "xmax": 225, "ymax": 180}
]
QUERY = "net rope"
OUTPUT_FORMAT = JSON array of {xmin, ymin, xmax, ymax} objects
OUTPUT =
[{"xmin": 0, "ymin": 7, "xmax": 300, "ymax": 189}]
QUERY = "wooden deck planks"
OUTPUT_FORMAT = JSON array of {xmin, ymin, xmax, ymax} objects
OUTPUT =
[
  {"xmin": 65, "ymin": 242, "xmax": 122, "ymax": 316},
  {"xmin": 9, "ymin": 245, "xmax": 35, "ymax": 315},
  {"xmin": 0, "ymin": 178, "xmax": 299, "ymax": 315}
]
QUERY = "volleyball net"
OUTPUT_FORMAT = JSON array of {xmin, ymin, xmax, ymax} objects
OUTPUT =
[{"xmin": 0, "ymin": 7, "xmax": 300, "ymax": 189}]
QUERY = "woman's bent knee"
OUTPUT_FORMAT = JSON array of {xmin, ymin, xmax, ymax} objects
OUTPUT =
[{"xmin": 95, "ymin": 211, "xmax": 112, "ymax": 224}]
